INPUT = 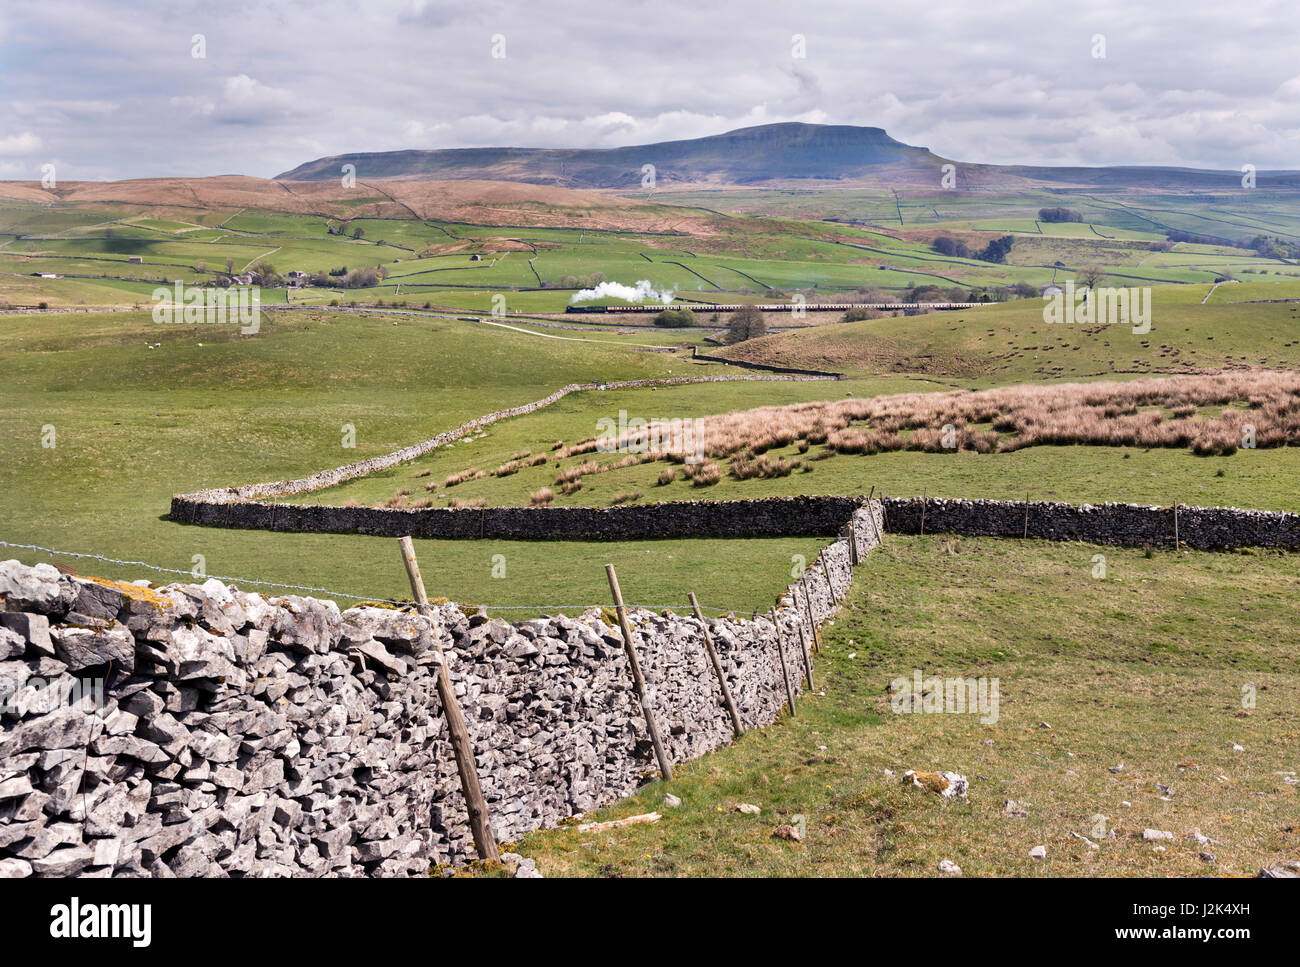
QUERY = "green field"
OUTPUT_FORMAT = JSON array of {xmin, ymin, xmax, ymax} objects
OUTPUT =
[{"xmin": 0, "ymin": 308, "xmax": 834, "ymax": 613}]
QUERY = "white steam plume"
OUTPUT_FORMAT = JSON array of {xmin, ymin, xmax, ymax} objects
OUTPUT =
[{"xmin": 569, "ymin": 279, "xmax": 674, "ymax": 305}]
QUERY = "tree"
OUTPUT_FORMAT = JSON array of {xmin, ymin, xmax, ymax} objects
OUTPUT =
[
  {"xmin": 251, "ymin": 261, "xmax": 279, "ymax": 285},
  {"xmin": 653, "ymin": 307, "xmax": 696, "ymax": 328},
  {"xmin": 977, "ymin": 236, "xmax": 1014, "ymax": 264},
  {"xmin": 351, "ymin": 225, "xmax": 365, "ymax": 239},
  {"xmin": 725, "ymin": 304, "xmax": 766, "ymax": 344},
  {"xmin": 932, "ymin": 235, "xmax": 970, "ymax": 258},
  {"xmin": 1037, "ymin": 207, "xmax": 1083, "ymax": 223},
  {"xmin": 224, "ymin": 257, "xmax": 235, "ymax": 274},
  {"xmin": 1077, "ymin": 264, "xmax": 1106, "ymax": 290}
]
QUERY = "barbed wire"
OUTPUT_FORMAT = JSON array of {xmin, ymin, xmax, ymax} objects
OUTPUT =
[{"xmin": 0, "ymin": 540, "xmax": 753, "ymax": 615}]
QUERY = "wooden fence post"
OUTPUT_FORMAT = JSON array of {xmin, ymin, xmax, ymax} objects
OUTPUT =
[
  {"xmin": 1023, "ymin": 490, "xmax": 1030, "ymax": 539},
  {"xmin": 800, "ymin": 574, "xmax": 819, "ymax": 653},
  {"xmin": 796, "ymin": 622, "xmax": 814, "ymax": 690},
  {"xmin": 397, "ymin": 536, "xmax": 499, "ymax": 863},
  {"xmin": 606, "ymin": 564, "xmax": 674, "ymax": 782},
  {"xmin": 770, "ymin": 613, "xmax": 796, "ymax": 716},
  {"xmin": 865, "ymin": 487, "xmax": 884, "ymax": 548},
  {"xmin": 821, "ymin": 555, "xmax": 838, "ymax": 605},
  {"xmin": 688, "ymin": 592, "xmax": 744, "ymax": 739},
  {"xmin": 920, "ymin": 487, "xmax": 927, "ymax": 536}
]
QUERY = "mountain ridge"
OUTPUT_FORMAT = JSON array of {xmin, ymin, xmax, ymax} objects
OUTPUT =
[{"xmin": 276, "ymin": 122, "xmax": 1300, "ymax": 190}]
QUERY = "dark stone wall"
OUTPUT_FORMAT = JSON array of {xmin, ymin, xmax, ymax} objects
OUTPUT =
[
  {"xmin": 689, "ymin": 348, "xmax": 845, "ymax": 379},
  {"xmin": 882, "ymin": 497, "xmax": 1300, "ymax": 551},
  {"xmin": 170, "ymin": 495, "xmax": 867, "ymax": 541}
]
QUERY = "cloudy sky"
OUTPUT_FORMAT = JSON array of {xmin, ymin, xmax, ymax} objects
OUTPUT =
[{"xmin": 2, "ymin": 0, "xmax": 1298, "ymax": 181}]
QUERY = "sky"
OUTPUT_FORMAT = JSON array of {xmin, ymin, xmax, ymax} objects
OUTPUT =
[{"xmin": 1, "ymin": 0, "xmax": 1298, "ymax": 181}]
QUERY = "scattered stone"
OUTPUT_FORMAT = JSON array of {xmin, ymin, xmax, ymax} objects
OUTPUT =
[
  {"xmin": 1071, "ymin": 832, "xmax": 1100, "ymax": 850},
  {"xmin": 902, "ymin": 770, "xmax": 968, "ymax": 799},
  {"xmin": 1257, "ymin": 866, "xmax": 1299, "ymax": 879},
  {"xmin": 1029, "ymin": 845, "xmax": 1047, "ymax": 860},
  {"xmin": 735, "ymin": 803, "xmax": 761, "ymax": 815},
  {"xmin": 1003, "ymin": 800, "xmax": 1028, "ymax": 818},
  {"xmin": 1108, "ymin": 763, "xmax": 1125, "ymax": 774},
  {"xmin": 1198, "ymin": 852, "xmax": 1216, "ymax": 864},
  {"xmin": 1143, "ymin": 829, "xmax": 1174, "ymax": 841},
  {"xmin": 661, "ymin": 794, "xmax": 681, "ymax": 809},
  {"xmin": 938, "ymin": 858, "xmax": 962, "ymax": 875},
  {"xmin": 577, "ymin": 812, "xmax": 661, "ymax": 833},
  {"xmin": 500, "ymin": 852, "xmax": 542, "ymax": 878},
  {"xmin": 772, "ymin": 824, "xmax": 802, "ymax": 842}
]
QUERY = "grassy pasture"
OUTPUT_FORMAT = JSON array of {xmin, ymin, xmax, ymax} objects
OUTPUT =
[
  {"xmin": 3, "ymin": 309, "xmax": 842, "ymax": 613},
  {"xmin": 717, "ymin": 291, "xmax": 1300, "ymax": 382}
]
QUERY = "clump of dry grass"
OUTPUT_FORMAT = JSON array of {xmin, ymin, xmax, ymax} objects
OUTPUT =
[
  {"xmin": 729, "ymin": 452, "xmax": 801, "ymax": 480},
  {"xmin": 556, "ymin": 461, "xmax": 599, "ymax": 485},
  {"xmin": 683, "ymin": 461, "xmax": 721, "ymax": 486},
  {"xmin": 445, "ymin": 467, "xmax": 485, "ymax": 487},
  {"xmin": 610, "ymin": 490, "xmax": 643, "ymax": 505},
  {"xmin": 448, "ymin": 497, "xmax": 487, "ymax": 509},
  {"xmin": 560, "ymin": 479, "xmax": 583, "ymax": 496},
  {"xmin": 657, "ymin": 467, "xmax": 675, "ymax": 486},
  {"xmin": 529, "ymin": 487, "xmax": 555, "ymax": 506}
]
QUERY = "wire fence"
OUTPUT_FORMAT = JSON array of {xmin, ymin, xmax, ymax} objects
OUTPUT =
[{"xmin": 0, "ymin": 539, "xmax": 752, "ymax": 615}]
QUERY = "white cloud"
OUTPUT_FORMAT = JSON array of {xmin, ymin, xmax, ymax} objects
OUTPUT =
[{"xmin": 0, "ymin": 132, "xmax": 43, "ymax": 156}]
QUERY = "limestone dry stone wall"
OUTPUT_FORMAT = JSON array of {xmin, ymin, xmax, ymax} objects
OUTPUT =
[{"xmin": 0, "ymin": 504, "xmax": 880, "ymax": 878}]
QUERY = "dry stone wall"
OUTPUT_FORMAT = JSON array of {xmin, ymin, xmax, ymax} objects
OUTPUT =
[
  {"xmin": 171, "ymin": 495, "xmax": 865, "ymax": 540},
  {"xmin": 883, "ymin": 497, "xmax": 1300, "ymax": 551},
  {"xmin": 0, "ymin": 503, "xmax": 881, "ymax": 877}
]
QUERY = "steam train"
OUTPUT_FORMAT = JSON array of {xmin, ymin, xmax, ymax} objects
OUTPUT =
[{"xmin": 565, "ymin": 301, "xmax": 985, "ymax": 313}]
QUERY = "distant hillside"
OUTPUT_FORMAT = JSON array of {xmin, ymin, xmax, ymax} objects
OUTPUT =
[
  {"xmin": 278, "ymin": 122, "xmax": 1300, "ymax": 191},
  {"xmin": 0, "ymin": 176, "xmax": 717, "ymax": 231}
]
